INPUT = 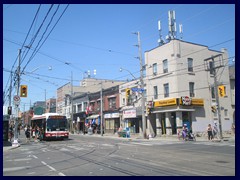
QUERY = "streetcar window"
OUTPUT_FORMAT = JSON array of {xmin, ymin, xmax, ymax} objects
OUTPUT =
[{"xmin": 46, "ymin": 118, "xmax": 68, "ymax": 131}]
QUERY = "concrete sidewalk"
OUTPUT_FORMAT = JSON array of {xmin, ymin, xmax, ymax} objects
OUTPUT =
[{"xmin": 70, "ymin": 132, "xmax": 235, "ymax": 143}]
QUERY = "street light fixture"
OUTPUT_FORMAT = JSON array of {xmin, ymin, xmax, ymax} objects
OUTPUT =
[{"xmin": 119, "ymin": 67, "xmax": 136, "ymax": 80}]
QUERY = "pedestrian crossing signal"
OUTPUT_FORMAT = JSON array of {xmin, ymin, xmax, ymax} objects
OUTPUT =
[
  {"xmin": 20, "ymin": 85, "xmax": 28, "ymax": 97},
  {"xmin": 211, "ymin": 106, "xmax": 216, "ymax": 113}
]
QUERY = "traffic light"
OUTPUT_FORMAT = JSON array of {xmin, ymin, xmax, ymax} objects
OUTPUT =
[
  {"xmin": 125, "ymin": 88, "xmax": 130, "ymax": 99},
  {"xmin": 8, "ymin": 106, "xmax": 12, "ymax": 115},
  {"xmin": 147, "ymin": 107, "xmax": 152, "ymax": 115},
  {"xmin": 20, "ymin": 85, "xmax": 28, "ymax": 97},
  {"xmin": 211, "ymin": 106, "xmax": 216, "ymax": 113},
  {"xmin": 218, "ymin": 85, "xmax": 226, "ymax": 97}
]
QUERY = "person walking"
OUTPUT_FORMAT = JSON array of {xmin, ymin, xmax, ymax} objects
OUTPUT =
[
  {"xmin": 207, "ymin": 124, "xmax": 213, "ymax": 141},
  {"xmin": 25, "ymin": 125, "xmax": 31, "ymax": 143}
]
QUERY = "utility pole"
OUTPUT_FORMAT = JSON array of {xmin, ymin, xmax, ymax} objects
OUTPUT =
[
  {"xmin": 100, "ymin": 82, "xmax": 103, "ymax": 136},
  {"xmin": 45, "ymin": 89, "xmax": 46, "ymax": 113},
  {"xmin": 12, "ymin": 49, "xmax": 21, "ymax": 147},
  {"xmin": 204, "ymin": 54, "xmax": 223, "ymax": 139},
  {"xmin": 134, "ymin": 31, "xmax": 146, "ymax": 139},
  {"xmin": 71, "ymin": 71, "xmax": 74, "ymax": 134}
]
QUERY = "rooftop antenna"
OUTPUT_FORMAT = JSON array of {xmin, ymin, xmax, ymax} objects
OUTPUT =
[
  {"xmin": 87, "ymin": 70, "xmax": 91, "ymax": 78},
  {"xmin": 157, "ymin": 20, "xmax": 165, "ymax": 46},
  {"xmin": 179, "ymin": 23, "xmax": 183, "ymax": 39},
  {"xmin": 93, "ymin": 69, "xmax": 97, "ymax": 77},
  {"xmin": 167, "ymin": 10, "xmax": 177, "ymax": 41}
]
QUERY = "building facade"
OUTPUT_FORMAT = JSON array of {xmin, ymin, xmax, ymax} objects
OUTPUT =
[{"xmin": 145, "ymin": 39, "xmax": 233, "ymax": 136}]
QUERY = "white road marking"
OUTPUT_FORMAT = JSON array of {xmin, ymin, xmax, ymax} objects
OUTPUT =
[
  {"xmin": 3, "ymin": 166, "xmax": 31, "ymax": 172},
  {"xmin": 6, "ymin": 158, "xmax": 32, "ymax": 162},
  {"xmin": 41, "ymin": 161, "xmax": 66, "ymax": 176}
]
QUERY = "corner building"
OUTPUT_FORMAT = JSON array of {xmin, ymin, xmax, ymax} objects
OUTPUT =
[{"xmin": 145, "ymin": 39, "xmax": 233, "ymax": 136}]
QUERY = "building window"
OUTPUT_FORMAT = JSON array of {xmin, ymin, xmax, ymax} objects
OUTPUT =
[
  {"xmin": 224, "ymin": 109, "xmax": 228, "ymax": 117},
  {"xmin": 153, "ymin": 86, "xmax": 158, "ymax": 99},
  {"xmin": 188, "ymin": 58, "xmax": 193, "ymax": 72},
  {"xmin": 153, "ymin": 63, "xmax": 157, "ymax": 75},
  {"xmin": 163, "ymin": 59, "xmax": 168, "ymax": 73},
  {"xmin": 108, "ymin": 98, "xmax": 116, "ymax": 109},
  {"xmin": 123, "ymin": 98, "xmax": 125, "ymax": 106},
  {"xmin": 209, "ymin": 61, "xmax": 214, "ymax": 75},
  {"xmin": 189, "ymin": 82, "xmax": 195, "ymax": 97},
  {"xmin": 164, "ymin": 83, "xmax": 169, "ymax": 97},
  {"xmin": 211, "ymin": 87, "xmax": 216, "ymax": 99}
]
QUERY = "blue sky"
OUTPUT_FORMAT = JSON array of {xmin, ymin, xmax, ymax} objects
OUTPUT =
[{"xmin": 3, "ymin": 4, "xmax": 235, "ymax": 111}]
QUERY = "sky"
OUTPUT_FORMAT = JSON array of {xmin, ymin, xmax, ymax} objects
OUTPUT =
[{"xmin": 3, "ymin": 4, "xmax": 235, "ymax": 112}]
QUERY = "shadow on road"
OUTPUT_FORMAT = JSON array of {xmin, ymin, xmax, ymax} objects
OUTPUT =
[{"xmin": 3, "ymin": 141, "xmax": 12, "ymax": 147}]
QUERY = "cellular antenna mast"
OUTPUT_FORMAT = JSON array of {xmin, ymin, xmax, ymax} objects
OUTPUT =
[
  {"xmin": 167, "ymin": 10, "xmax": 177, "ymax": 41},
  {"xmin": 158, "ymin": 20, "xmax": 164, "ymax": 46},
  {"xmin": 179, "ymin": 23, "xmax": 183, "ymax": 39}
]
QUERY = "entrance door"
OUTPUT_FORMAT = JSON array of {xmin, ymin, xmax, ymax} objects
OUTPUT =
[
  {"xmin": 171, "ymin": 112, "xmax": 177, "ymax": 134},
  {"xmin": 161, "ymin": 113, "xmax": 166, "ymax": 135}
]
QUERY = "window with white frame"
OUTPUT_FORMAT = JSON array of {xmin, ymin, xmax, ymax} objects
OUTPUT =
[
  {"xmin": 153, "ymin": 86, "xmax": 158, "ymax": 99},
  {"xmin": 164, "ymin": 83, "xmax": 169, "ymax": 97},
  {"xmin": 163, "ymin": 59, "xmax": 168, "ymax": 73},
  {"xmin": 188, "ymin": 58, "xmax": 193, "ymax": 72},
  {"xmin": 153, "ymin": 63, "xmax": 157, "ymax": 75}
]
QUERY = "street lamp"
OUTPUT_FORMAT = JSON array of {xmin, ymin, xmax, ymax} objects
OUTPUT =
[
  {"xmin": 30, "ymin": 65, "xmax": 52, "ymax": 73},
  {"xmin": 119, "ymin": 67, "xmax": 136, "ymax": 80}
]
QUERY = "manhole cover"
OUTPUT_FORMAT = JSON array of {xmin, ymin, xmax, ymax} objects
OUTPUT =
[{"xmin": 215, "ymin": 161, "xmax": 229, "ymax": 163}]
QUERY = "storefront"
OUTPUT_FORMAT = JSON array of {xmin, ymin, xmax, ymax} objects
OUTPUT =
[
  {"xmin": 73, "ymin": 112, "xmax": 86, "ymax": 133},
  {"xmin": 104, "ymin": 112, "xmax": 120, "ymax": 134},
  {"xmin": 151, "ymin": 97, "xmax": 204, "ymax": 136},
  {"xmin": 85, "ymin": 114, "xmax": 100, "ymax": 134},
  {"xmin": 122, "ymin": 107, "xmax": 141, "ymax": 134}
]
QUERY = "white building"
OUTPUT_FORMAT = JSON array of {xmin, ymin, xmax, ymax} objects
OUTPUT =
[{"xmin": 145, "ymin": 39, "xmax": 233, "ymax": 136}]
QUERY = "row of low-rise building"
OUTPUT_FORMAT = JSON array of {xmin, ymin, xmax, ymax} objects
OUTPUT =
[{"xmin": 55, "ymin": 39, "xmax": 235, "ymax": 137}]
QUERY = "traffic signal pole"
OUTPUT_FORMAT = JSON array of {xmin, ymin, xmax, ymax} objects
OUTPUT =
[
  {"xmin": 12, "ymin": 49, "xmax": 21, "ymax": 147},
  {"xmin": 204, "ymin": 54, "xmax": 223, "ymax": 140},
  {"xmin": 213, "ymin": 59, "xmax": 223, "ymax": 139}
]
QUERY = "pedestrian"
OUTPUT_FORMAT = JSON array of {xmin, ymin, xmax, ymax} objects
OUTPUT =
[
  {"xmin": 207, "ymin": 124, "xmax": 213, "ymax": 141},
  {"xmin": 182, "ymin": 124, "xmax": 188, "ymax": 141},
  {"xmin": 17, "ymin": 124, "xmax": 21, "ymax": 135},
  {"xmin": 25, "ymin": 125, "xmax": 31, "ymax": 143}
]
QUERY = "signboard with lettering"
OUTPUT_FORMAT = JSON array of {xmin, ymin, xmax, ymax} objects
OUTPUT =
[
  {"xmin": 191, "ymin": 98, "xmax": 204, "ymax": 106},
  {"xmin": 123, "ymin": 109, "xmax": 136, "ymax": 119},
  {"xmin": 154, "ymin": 98, "xmax": 177, "ymax": 107}
]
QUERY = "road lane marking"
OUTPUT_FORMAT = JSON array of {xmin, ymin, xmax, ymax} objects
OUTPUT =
[
  {"xmin": 41, "ymin": 161, "xmax": 66, "ymax": 176},
  {"xmin": 6, "ymin": 158, "xmax": 32, "ymax": 162},
  {"xmin": 3, "ymin": 166, "xmax": 31, "ymax": 172}
]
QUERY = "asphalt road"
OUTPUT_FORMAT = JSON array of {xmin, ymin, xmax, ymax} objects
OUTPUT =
[{"xmin": 3, "ymin": 133, "xmax": 235, "ymax": 176}]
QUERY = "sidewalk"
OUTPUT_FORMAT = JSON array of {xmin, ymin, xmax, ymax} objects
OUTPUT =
[{"xmin": 71, "ymin": 132, "xmax": 235, "ymax": 143}]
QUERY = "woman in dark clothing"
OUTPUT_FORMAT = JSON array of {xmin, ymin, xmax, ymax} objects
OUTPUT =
[{"xmin": 207, "ymin": 124, "xmax": 213, "ymax": 141}]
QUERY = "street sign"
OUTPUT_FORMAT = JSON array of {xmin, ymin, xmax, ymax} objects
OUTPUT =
[{"xmin": 14, "ymin": 95, "xmax": 20, "ymax": 105}]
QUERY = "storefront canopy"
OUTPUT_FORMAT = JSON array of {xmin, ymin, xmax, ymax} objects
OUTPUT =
[{"xmin": 86, "ymin": 114, "xmax": 99, "ymax": 119}]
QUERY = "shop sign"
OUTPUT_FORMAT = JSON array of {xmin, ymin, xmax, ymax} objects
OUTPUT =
[
  {"xmin": 191, "ymin": 98, "xmax": 204, "ymax": 106},
  {"xmin": 181, "ymin": 96, "xmax": 192, "ymax": 106},
  {"xmin": 154, "ymin": 98, "xmax": 177, "ymax": 107},
  {"xmin": 123, "ymin": 109, "xmax": 136, "ymax": 119},
  {"xmin": 104, "ymin": 113, "xmax": 120, "ymax": 119}
]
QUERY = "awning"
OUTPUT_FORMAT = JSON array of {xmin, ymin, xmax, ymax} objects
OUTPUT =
[
  {"xmin": 152, "ymin": 108, "xmax": 195, "ymax": 113},
  {"xmin": 86, "ymin": 114, "xmax": 99, "ymax": 119}
]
